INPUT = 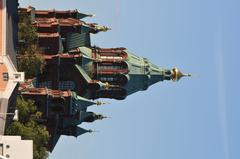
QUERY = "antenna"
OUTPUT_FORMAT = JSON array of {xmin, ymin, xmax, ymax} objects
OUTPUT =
[
  {"xmin": 189, "ymin": 74, "xmax": 200, "ymax": 78},
  {"xmin": 89, "ymin": 14, "xmax": 96, "ymax": 17},
  {"xmin": 88, "ymin": 130, "xmax": 100, "ymax": 133}
]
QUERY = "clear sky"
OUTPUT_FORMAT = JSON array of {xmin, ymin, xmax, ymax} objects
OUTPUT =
[{"xmin": 20, "ymin": 0, "xmax": 240, "ymax": 159}]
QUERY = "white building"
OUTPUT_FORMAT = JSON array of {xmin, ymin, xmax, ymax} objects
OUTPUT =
[
  {"xmin": 0, "ymin": 0, "xmax": 24, "ymax": 134},
  {"xmin": 0, "ymin": 0, "xmax": 32, "ymax": 158},
  {"xmin": 0, "ymin": 136, "xmax": 33, "ymax": 159}
]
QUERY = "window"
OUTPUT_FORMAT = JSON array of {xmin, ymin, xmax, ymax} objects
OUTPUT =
[
  {"xmin": 2, "ymin": 73, "xmax": 9, "ymax": 81},
  {"xmin": 99, "ymin": 77, "xmax": 115, "ymax": 82},
  {"xmin": 100, "ymin": 56, "xmax": 123, "ymax": 60},
  {"xmin": 37, "ymin": 81, "xmax": 52, "ymax": 89},
  {"xmin": 58, "ymin": 81, "xmax": 75, "ymax": 90},
  {"xmin": 0, "ymin": 144, "xmax": 3, "ymax": 156},
  {"xmin": 98, "ymin": 65, "xmax": 122, "ymax": 70}
]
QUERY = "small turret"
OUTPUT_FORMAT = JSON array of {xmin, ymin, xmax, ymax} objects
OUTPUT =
[{"xmin": 83, "ymin": 112, "xmax": 108, "ymax": 123}]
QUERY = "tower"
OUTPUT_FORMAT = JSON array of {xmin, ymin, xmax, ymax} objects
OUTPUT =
[{"xmin": 36, "ymin": 47, "xmax": 190, "ymax": 100}]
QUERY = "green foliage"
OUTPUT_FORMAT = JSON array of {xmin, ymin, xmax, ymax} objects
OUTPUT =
[
  {"xmin": 17, "ymin": 12, "xmax": 44, "ymax": 79},
  {"xmin": 6, "ymin": 97, "xmax": 50, "ymax": 159},
  {"xmin": 18, "ymin": 12, "xmax": 38, "ymax": 48},
  {"xmin": 12, "ymin": 10, "xmax": 49, "ymax": 159},
  {"xmin": 17, "ymin": 50, "xmax": 44, "ymax": 79}
]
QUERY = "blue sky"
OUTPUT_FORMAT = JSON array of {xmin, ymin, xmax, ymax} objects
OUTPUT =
[{"xmin": 20, "ymin": 0, "xmax": 240, "ymax": 159}]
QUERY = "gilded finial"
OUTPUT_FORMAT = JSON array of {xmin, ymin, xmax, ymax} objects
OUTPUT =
[
  {"xmin": 96, "ymin": 101, "xmax": 111, "ymax": 106},
  {"xmin": 101, "ymin": 26, "xmax": 111, "ymax": 32},
  {"xmin": 103, "ymin": 82, "xmax": 114, "ymax": 90},
  {"xmin": 97, "ymin": 81, "xmax": 115, "ymax": 90},
  {"xmin": 96, "ymin": 114, "xmax": 109, "ymax": 120},
  {"xmin": 95, "ymin": 25, "xmax": 111, "ymax": 32},
  {"xmin": 171, "ymin": 67, "xmax": 191, "ymax": 82}
]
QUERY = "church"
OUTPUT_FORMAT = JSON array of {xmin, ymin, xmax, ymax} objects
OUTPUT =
[{"xmin": 19, "ymin": 6, "xmax": 190, "ymax": 151}]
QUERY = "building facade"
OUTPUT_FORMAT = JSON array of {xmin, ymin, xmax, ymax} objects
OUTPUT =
[
  {"xmin": 0, "ymin": 0, "xmax": 24, "ymax": 135},
  {"xmin": 0, "ymin": 136, "xmax": 32, "ymax": 159}
]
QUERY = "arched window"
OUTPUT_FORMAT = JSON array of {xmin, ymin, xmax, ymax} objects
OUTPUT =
[
  {"xmin": 98, "ymin": 65, "xmax": 123, "ymax": 70},
  {"xmin": 98, "ymin": 75, "xmax": 128, "ymax": 86},
  {"xmin": 99, "ymin": 76, "xmax": 115, "ymax": 82},
  {"xmin": 97, "ymin": 62, "xmax": 128, "ymax": 72},
  {"xmin": 100, "ymin": 56, "xmax": 123, "ymax": 60},
  {"xmin": 95, "ymin": 88, "xmax": 127, "ymax": 100}
]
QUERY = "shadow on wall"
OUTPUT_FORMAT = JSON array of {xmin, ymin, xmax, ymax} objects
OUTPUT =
[{"xmin": 6, "ymin": 0, "xmax": 19, "ymax": 66}]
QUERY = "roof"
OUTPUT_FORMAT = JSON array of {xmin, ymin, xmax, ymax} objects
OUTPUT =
[
  {"xmin": 21, "ymin": 6, "xmax": 93, "ymax": 20},
  {"xmin": 35, "ymin": 18, "xmax": 85, "ymax": 27},
  {"xmin": 43, "ymin": 53, "xmax": 82, "ymax": 60},
  {"xmin": 21, "ymin": 87, "xmax": 72, "ymax": 98},
  {"xmin": 38, "ymin": 32, "xmax": 60, "ymax": 38}
]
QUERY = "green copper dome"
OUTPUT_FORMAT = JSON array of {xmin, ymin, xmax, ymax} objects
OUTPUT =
[{"xmin": 123, "ymin": 50, "xmax": 172, "ymax": 95}]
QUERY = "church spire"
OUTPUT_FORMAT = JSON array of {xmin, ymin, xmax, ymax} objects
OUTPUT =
[{"xmin": 60, "ymin": 126, "xmax": 94, "ymax": 138}]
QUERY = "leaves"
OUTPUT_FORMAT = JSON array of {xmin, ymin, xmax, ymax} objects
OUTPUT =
[
  {"xmin": 6, "ymin": 97, "xmax": 50, "ymax": 159},
  {"xmin": 17, "ymin": 12, "xmax": 44, "ymax": 79},
  {"xmin": 17, "ymin": 52, "xmax": 44, "ymax": 79},
  {"xmin": 18, "ymin": 12, "xmax": 38, "ymax": 49},
  {"xmin": 11, "ymin": 11, "xmax": 50, "ymax": 159}
]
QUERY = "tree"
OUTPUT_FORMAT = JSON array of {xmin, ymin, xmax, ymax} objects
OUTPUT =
[
  {"xmin": 17, "ymin": 48, "xmax": 44, "ymax": 79},
  {"xmin": 6, "ymin": 97, "xmax": 50, "ymax": 159},
  {"xmin": 17, "ymin": 12, "xmax": 44, "ymax": 79},
  {"xmin": 10, "ymin": 10, "xmax": 50, "ymax": 159}
]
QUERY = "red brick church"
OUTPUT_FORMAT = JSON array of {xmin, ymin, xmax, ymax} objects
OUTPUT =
[{"xmin": 19, "ymin": 6, "xmax": 190, "ymax": 151}]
